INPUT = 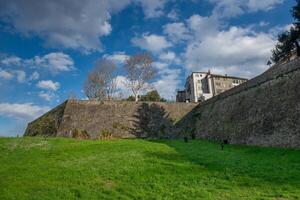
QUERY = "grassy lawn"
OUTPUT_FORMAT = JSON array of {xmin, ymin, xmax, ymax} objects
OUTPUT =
[{"xmin": 0, "ymin": 137, "xmax": 300, "ymax": 200}]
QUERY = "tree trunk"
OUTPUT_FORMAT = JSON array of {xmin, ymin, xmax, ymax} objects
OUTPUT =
[
  {"xmin": 135, "ymin": 95, "xmax": 138, "ymax": 102},
  {"xmin": 296, "ymin": 41, "xmax": 300, "ymax": 57}
]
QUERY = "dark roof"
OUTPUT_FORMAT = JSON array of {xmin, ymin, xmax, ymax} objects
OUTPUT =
[{"xmin": 211, "ymin": 74, "xmax": 248, "ymax": 80}]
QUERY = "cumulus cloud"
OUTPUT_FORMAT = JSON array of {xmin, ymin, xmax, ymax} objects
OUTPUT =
[
  {"xmin": 208, "ymin": 0, "xmax": 283, "ymax": 17},
  {"xmin": 158, "ymin": 51, "xmax": 181, "ymax": 65},
  {"xmin": 28, "ymin": 71, "xmax": 40, "ymax": 81},
  {"xmin": 1, "ymin": 56, "xmax": 21, "ymax": 66},
  {"xmin": 167, "ymin": 9, "xmax": 179, "ymax": 21},
  {"xmin": 153, "ymin": 67, "xmax": 182, "ymax": 100},
  {"xmin": 163, "ymin": 22, "xmax": 190, "ymax": 43},
  {"xmin": 247, "ymin": 0, "xmax": 284, "ymax": 11},
  {"xmin": 1, "ymin": 52, "xmax": 75, "ymax": 78},
  {"xmin": 103, "ymin": 52, "xmax": 129, "ymax": 64},
  {"xmin": 14, "ymin": 70, "xmax": 26, "ymax": 83},
  {"xmin": 26, "ymin": 52, "xmax": 74, "ymax": 73},
  {"xmin": 136, "ymin": 0, "xmax": 167, "ymax": 18},
  {"xmin": 0, "ymin": 102, "xmax": 49, "ymax": 120},
  {"xmin": 162, "ymin": 12, "xmax": 278, "ymax": 78},
  {"xmin": 0, "ymin": 69, "xmax": 13, "ymax": 80},
  {"xmin": 115, "ymin": 75, "xmax": 132, "ymax": 98},
  {"xmin": 38, "ymin": 91, "xmax": 53, "ymax": 101},
  {"xmin": 36, "ymin": 80, "xmax": 60, "ymax": 91},
  {"xmin": 184, "ymin": 26, "xmax": 275, "ymax": 78},
  {"xmin": 0, "ymin": 0, "xmax": 169, "ymax": 52},
  {"xmin": 159, "ymin": 51, "xmax": 176, "ymax": 61},
  {"xmin": 0, "ymin": 69, "xmax": 27, "ymax": 83},
  {"xmin": 187, "ymin": 15, "xmax": 219, "ymax": 40},
  {"xmin": 132, "ymin": 34, "xmax": 172, "ymax": 53}
]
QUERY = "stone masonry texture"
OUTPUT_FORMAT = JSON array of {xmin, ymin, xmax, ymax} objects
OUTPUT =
[
  {"xmin": 25, "ymin": 58, "xmax": 300, "ymax": 148},
  {"xmin": 177, "ymin": 58, "xmax": 300, "ymax": 148},
  {"xmin": 24, "ymin": 101, "xmax": 197, "ymax": 139}
]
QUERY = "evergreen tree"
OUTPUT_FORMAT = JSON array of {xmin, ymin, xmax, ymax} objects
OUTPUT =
[{"xmin": 271, "ymin": 0, "xmax": 300, "ymax": 63}]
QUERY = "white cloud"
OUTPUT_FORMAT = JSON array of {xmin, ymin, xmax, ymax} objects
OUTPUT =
[
  {"xmin": 208, "ymin": 0, "xmax": 283, "ymax": 17},
  {"xmin": 153, "ymin": 67, "xmax": 182, "ymax": 100},
  {"xmin": 28, "ymin": 71, "xmax": 40, "ymax": 81},
  {"xmin": 1, "ymin": 56, "xmax": 21, "ymax": 66},
  {"xmin": 136, "ymin": 0, "xmax": 167, "ymax": 18},
  {"xmin": 132, "ymin": 34, "xmax": 172, "ymax": 53},
  {"xmin": 187, "ymin": 15, "xmax": 219, "ymax": 40},
  {"xmin": 167, "ymin": 9, "xmax": 179, "ymax": 21},
  {"xmin": 247, "ymin": 0, "xmax": 283, "ymax": 11},
  {"xmin": 259, "ymin": 21, "xmax": 270, "ymax": 27},
  {"xmin": 14, "ymin": 70, "xmax": 26, "ymax": 83},
  {"xmin": 1, "ymin": 52, "xmax": 75, "ymax": 75},
  {"xmin": 159, "ymin": 51, "xmax": 176, "ymax": 61},
  {"xmin": 115, "ymin": 75, "xmax": 132, "ymax": 98},
  {"xmin": 158, "ymin": 51, "xmax": 181, "ymax": 64},
  {"xmin": 103, "ymin": 52, "xmax": 129, "ymax": 64},
  {"xmin": 0, "ymin": 69, "xmax": 13, "ymax": 80},
  {"xmin": 184, "ymin": 26, "xmax": 275, "ymax": 78},
  {"xmin": 153, "ymin": 62, "xmax": 169, "ymax": 70},
  {"xmin": 38, "ymin": 91, "xmax": 53, "ymax": 101},
  {"xmin": 0, "ymin": 102, "xmax": 49, "ymax": 120},
  {"xmin": 162, "ymin": 12, "xmax": 278, "ymax": 79},
  {"xmin": 0, "ymin": 0, "xmax": 169, "ymax": 52},
  {"xmin": 163, "ymin": 22, "xmax": 190, "ymax": 43},
  {"xmin": 37, "ymin": 80, "xmax": 60, "ymax": 91},
  {"xmin": 27, "ymin": 52, "xmax": 74, "ymax": 73}
]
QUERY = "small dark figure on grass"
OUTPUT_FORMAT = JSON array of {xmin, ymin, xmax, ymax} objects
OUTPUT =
[
  {"xmin": 183, "ymin": 130, "xmax": 189, "ymax": 143},
  {"xmin": 184, "ymin": 136, "xmax": 188, "ymax": 143},
  {"xmin": 221, "ymin": 139, "xmax": 229, "ymax": 150},
  {"xmin": 191, "ymin": 133, "xmax": 196, "ymax": 140}
]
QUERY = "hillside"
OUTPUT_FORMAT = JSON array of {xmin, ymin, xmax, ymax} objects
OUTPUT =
[{"xmin": 1, "ymin": 138, "xmax": 300, "ymax": 199}]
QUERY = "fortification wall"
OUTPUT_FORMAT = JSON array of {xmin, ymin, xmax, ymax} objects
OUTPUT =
[
  {"xmin": 25, "ymin": 100, "xmax": 196, "ymax": 139},
  {"xmin": 177, "ymin": 58, "xmax": 300, "ymax": 148},
  {"xmin": 24, "ymin": 101, "xmax": 67, "ymax": 137}
]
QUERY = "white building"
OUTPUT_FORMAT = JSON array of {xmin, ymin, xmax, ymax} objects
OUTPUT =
[{"xmin": 183, "ymin": 71, "xmax": 248, "ymax": 103}]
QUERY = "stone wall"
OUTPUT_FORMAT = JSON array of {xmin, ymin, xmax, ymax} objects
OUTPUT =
[
  {"xmin": 25, "ymin": 58, "xmax": 300, "ymax": 148},
  {"xmin": 177, "ymin": 58, "xmax": 300, "ymax": 148},
  {"xmin": 24, "ymin": 101, "xmax": 67, "ymax": 137},
  {"xmin": 24, "ymin": 101, "xmax": 196, "ymax": 139}
]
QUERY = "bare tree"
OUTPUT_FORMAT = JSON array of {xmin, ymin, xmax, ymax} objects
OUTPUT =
[
  {"xmin": 84, "ymin": 58, "xmax": 117, "ymax": 101},
  {"xmin": 123, "ymin": 53, "xmax": 157, "ymax": 102}
]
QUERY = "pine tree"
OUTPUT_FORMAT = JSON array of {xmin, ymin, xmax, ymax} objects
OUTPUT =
[{"xmin": 271, "ymin": 0, "xmax": 300, "ymax": 62}]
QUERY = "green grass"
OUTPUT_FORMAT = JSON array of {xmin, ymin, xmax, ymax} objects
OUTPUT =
[{"xmin": 0, "ymin": 137, "xmax": 300, "ymax": 200}]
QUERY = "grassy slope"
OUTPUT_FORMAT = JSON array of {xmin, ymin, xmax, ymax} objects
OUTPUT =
[{"xmin": 0, "ymin": 138, "xmax": 300, "ymax": 200}]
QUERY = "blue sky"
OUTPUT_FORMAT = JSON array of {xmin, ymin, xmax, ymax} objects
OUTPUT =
[{"xmin": 0, "ymin": 0, "xmax": 295, "ymax": 136}]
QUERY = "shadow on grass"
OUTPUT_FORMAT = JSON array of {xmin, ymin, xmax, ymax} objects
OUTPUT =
[{"xmin": 145, "ymin": 139, "xmax": 300, "ymax": 189}]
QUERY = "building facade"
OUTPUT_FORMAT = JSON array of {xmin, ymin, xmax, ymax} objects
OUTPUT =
[
  {"xmin": 178, "ymin": 71, "xmax": 247, "ymax": 103},
  {"xmin": 176, "ymin": 90, "xmax": 186, "ymax": 102}
]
